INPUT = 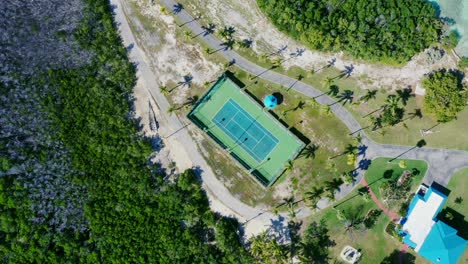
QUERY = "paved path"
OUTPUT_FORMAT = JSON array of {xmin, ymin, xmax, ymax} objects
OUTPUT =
[
  {"xmin": 360, "ymin": 178, "xmax": 400, "ymax": 222},
  {"xmin": 111, "ymin": 0, "xmax": 281, "ymax": 231},
  {"xmin": 160, "ymin": 0, "xmax": 468, "ymax": 187},
  {"xmin": 114, "ymin": 0, "xmax": 468, "ymax": 226}
]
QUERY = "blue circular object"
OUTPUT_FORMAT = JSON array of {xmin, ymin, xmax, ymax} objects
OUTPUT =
[{"xmin": 263, "ymin": 95, "xmax": 278, "ymax": 109}]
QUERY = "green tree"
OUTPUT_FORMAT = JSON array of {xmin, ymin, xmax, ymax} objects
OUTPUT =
[
  {"xmin": 304, "ymin": 186, "xmax": 324, "ymax": 209},
  {"xmin": 257, "ymin": 0, "xmax": 441, "ymax": 64},
  {"xmin": 298, "ymin": 221, "xmax": 333, "ymax": 263},
  {"xmin": 300, "ymin": 144, "xmax": 319, "ymax": 159},
  {"xmin": 423, "ymin": 69, "xmax": 467, "ymax": 122},
  {"xmin": 249, "ymin": 232, "xmax": 288, "ymax": 263}
]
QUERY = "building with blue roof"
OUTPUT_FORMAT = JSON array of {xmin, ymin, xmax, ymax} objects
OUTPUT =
[{"xmin": 399, "ymin": 184, "xmax": 467, "ymax": 264}]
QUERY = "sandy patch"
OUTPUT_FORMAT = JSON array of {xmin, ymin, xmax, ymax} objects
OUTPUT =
[
  {"xmin": 128, "ymin": 0, "xmax": 222, "ymax": 104},
  {"xmin": 180, "ymin": 0, "xmax": 463, "ymax": 90}
]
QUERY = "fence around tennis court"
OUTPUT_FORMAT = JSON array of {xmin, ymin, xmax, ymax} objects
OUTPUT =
[{"xmin": 187, "ymin": 73, "xmax": 305, "ymax": 187}]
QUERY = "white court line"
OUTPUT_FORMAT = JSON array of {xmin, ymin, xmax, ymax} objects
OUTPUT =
[
  {"xmin": 228, "ymin": 100, "xmax": 279, "ymax": 145},
  {"xmin": 213, "ymin": 99, "xmax": 279, "ymax": 161},
  {"xmin": 228, "ymin": 100, "xmax": 280, "ymax": 161}
]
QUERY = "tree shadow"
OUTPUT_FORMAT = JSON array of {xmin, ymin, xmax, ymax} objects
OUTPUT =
[
  {"xmin": 172, "ymin": 3, "xmax": 183, "ymax": 14},
  {"xmin": 170, "ymin": 74, "xmax": 193, "ymax": 92},
  {"xmin": 192, "ymin": 23, "xmax": 216, "ymax": 38},
  {"xmin": 272, "ymin": 92, "xmax": 284, "ymax": 105},
  {"xmin": 389, "ymin": 140, "xmax": 426, "ymax": 162},
  {"xmin": 380, "ymin": 249, "xmax": 416, "ymax": 264},
  {"xmin": 289, "ymin": 48, "xmax": 305, "ymax": 57},
  {"xmin": 383, "ymin": 169, "xmax": 394, "ymax": 179},
  {"xmin": 267, "ymin": 215, "xmax": 291, "ymax": 244},
  {"xmin": 240, "ymin": 38, "xmax": 253, "ymax": 48},
  {"xmin": 341, "ymin": 64, "xmax": 354, "ymax": 78},
  {"xmin": 396, "ymin": 87, "xmax": 414, "ymax": 106},
  {"xmin": 358, "ymin": 159, "xmax": 372, "ymax": 170},
  {"xmin": 437, "ymin": 208, "xmax": 468, "ymax": 240},
  {"xmin": 327, "ymin": 85, "xmax": 340, "ymax": 97},
  {"xmin": 357, "ymin": 145, "xmax": 368, "ymax": 157},
  {"xmin": 268, "ymin": 45, "xmax": 288, "ymax": 57}
]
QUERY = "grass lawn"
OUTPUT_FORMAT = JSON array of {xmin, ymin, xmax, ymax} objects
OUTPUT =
[
  {"xmin": 308, "ymin": 189, "xmax": 429, "ymax": 263},
  {"xmin": 167, "ymin": 0, "xmax": 468, "ymax": 150},
  {"xmin": 185, "ymin": 67, "xmax": 355, "ymax": 207},
  {"xmin": 437, "ymin": 168, "xmax": 468, "ymax": 263},
  {"xmin": 364, "ymin": 158, "xmax": 428, "ymax": 203}
]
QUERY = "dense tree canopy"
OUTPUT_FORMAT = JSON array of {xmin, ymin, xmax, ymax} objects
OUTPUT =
[
  {"xmin": 0, "ymin": 0, "xmax": 251, "ymax": 262},
  {"xmin": 423, "ymin": 69, "xmax": 467, "ymax": 122},
  {"xmin": 298, "ymin": 220, "xmax": 333, "ymax": 263},
  {"xmin": 257, "ymin": 0, "xmax": 442, "ymax": 64}
]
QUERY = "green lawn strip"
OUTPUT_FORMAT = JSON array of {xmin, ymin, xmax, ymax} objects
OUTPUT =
[
  {"xmin": 438, "ymin": 168, "xmax": 468, "ymax": 262},
  {"xmin": 310, "ymin": 189, "xmax": 427, "ymax": 263}
]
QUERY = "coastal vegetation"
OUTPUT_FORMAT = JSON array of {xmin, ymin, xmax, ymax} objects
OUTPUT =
[
  {"xmin": 257, "ymin": 0, "xmax": 442, "ymax": 64},
  {"xmin": 0, "ymin": 0, "xmax": 251, "ymax": 262},
  {"xmin": 423, "ymin": 69, "xmax": 467, "ymax": 122}
]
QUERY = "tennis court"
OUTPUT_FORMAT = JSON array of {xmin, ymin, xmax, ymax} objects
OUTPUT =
[
  {"xmin": 212, "ymin": 99, "xmax": 278, "ymax": 162},
  {"xmin": 188, "ymin": 74, "xmax": 305, "ymax": 186}
]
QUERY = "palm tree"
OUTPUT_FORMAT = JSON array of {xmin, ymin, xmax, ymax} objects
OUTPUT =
[
  {"xmin": 221, "ymin": 39, "xmax": 236, "ymax": 51},
  {"xmin": 201, "ymin": 23, "xmax": 215, "ymax": 36},
  {"xmin": 320, "ymin": 105, "xmax": 332, "ymax": 116},
  {"xmin": 271, "ymin": 57, "xmax": 282, "ymax": 68},
  {"xmin": 160, "ymin": 7, "xmax": 169, "ymax": 15},
  {"xmin": 183, "ymin": 30, "xmax": 192, "ymax": 40},
  {"xmin": 300, "ymin": 144, "xmax": 319, "ymax": 159},
  {"xmin": 293, "ymin": 101, "xmax": 306, "ymax": 111},
  {"xmin": 167, "ymin": 105, "xmax": 176, "ymax": 114},
  {"xmin": 342, "ymin": 171, "xmax": 354, "ymax": 184},
  {"xmin": 324, "ymin": 178, "xmax": 343, "ymax": 199},
  {"xmin": 203, "ymin": 47, "xmax": 212, "ymax": 54},
  {"xmin": 342, "ymin": 209, "xmax": 363, "ymax": 234},
  {"xmin": 355, "ymin": 133, "xmax": 362, "ymax": 144},
  {"xmin": 337, "ymin": 90, "xmax": 354, "ymax": 105},
  {"xmin": 283, "ymin": 196, "xmax": 296, "ymax": 219},
  {"xmin": 304, "ymin": 186, "xmax": 324, "ymax": 209},
  {"xmin": 344, "ymin": 144, "xmax": 357, "ymax": 155},
  {"xmin": 159, "ymin": 85, "xmax": 169, "ymax": 95},
  {"xmin": 360, "ymin": 89, "xmax": 377, "ymax": 102},
  {"xmin": 396, "ymin": 88, "xmax": 412, "ymax": 106},
  {"xmin": 322, "ymin": 77, "xmax": 334, "ymax": 88},
  {"xmin": 385, "ymin": 95, "xmax": 400, "ymax": 114},
  {"xmin": 284, "ymin": 160, "xmax": 294, "ymax": 172},
  {"xmin": 238, "ymin": 38, "xmax": 253, "ymax": 49},
  {"xmin": 308, "ymin": 67, "xmax": 316, "ymax": 77},
  {"xmin": 326, "ymin": 159, "xmax": 338, "ymax": 174},
  {"xmin": 218, "ymin": 26, "xmax": 235, "ymax": 40}
]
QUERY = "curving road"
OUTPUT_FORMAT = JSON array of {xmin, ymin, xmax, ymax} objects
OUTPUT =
[
  {"xmin": 159, "ymin": 0, "xmax": 468, "ymax": 187},
  {"xmin": 113, "ymin": 0, "xmax": 468, "ymax": 225}
]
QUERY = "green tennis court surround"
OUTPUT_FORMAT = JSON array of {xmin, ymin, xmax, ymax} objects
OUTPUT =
[{"xmin": 188, "ymin": 74, "xmax": 305, "ymax": 186}]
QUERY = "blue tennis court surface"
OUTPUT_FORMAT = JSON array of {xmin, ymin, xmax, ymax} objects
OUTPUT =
[{"xmin": 212, "ymin": 99, "xmax": 279, "ymax": 162}]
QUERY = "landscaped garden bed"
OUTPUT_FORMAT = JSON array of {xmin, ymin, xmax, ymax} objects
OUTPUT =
[{"xmin": 364, "ymin": 158, "xmax": 428, "ymax": 212}]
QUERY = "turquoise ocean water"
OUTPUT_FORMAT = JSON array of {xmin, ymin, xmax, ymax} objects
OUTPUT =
[{"xmin": 429, "ymin": 0, "xmax": 468, "ymax": 57}]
